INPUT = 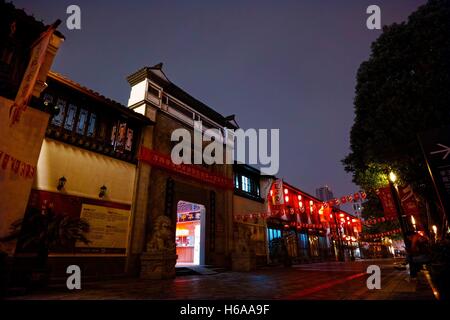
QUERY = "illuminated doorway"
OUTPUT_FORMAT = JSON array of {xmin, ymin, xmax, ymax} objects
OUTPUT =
[{"xmin": 175, "ymin": 201, "xmax": 205, "ymax": 266}]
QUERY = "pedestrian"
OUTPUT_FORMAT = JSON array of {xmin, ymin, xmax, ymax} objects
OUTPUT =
[{"xmin": 407, "ymin": 231, "xmax": 431, "ymax": 278}]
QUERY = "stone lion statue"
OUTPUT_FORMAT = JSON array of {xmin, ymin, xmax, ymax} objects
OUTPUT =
[{"xmin": 147, "ymin": 215, "xmax": 175, "ymax": 252}]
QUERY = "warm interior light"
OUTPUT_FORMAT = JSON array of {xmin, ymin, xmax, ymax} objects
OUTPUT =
[
  {"xmin": 346, "ymin": 217, "xmax": 350, "ymax": 221},
  {"xmin": 176, "ymin": 228, "xmax": 189, "ymax": 237},
  {"xmin": 389, "ymin": 171, "xmax": 397, "ymax": 183},
  {"xmin": 299, "ymin": 201, "xmax": 303, "ymax": 207},
  {"xmin": 284, "ymin": 188, "xmax": 288, "ymax": 194},
  {"xmin": 432, "ymin": 225, "xmax": 437, "ymax": 234},
  {"xmin": 270, "ymin": 190, "xmax": 273, "ymax": 196},
  {"xmin": 309, "ymin": 200, "xmax": 314, "ymax": 206},
  {"xmin": 285, "ymin": 196, "xmax": 289, "ymax": 202},
  {"xmin": 339, "ymin": 213, "xmax": 345, "ymax": 218},
  {"xmin": 411, "ymin": 216, "xmax": 416, "ymax": 225},
  {"xmin": 330, "ymin": 214, "xmax": 333, "ymax": 219},
  {"xmin": 297, "ymin": 195, "xmax": 302, "ymax": 200}
]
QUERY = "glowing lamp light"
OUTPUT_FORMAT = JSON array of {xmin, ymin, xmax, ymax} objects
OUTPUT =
[
  {"xmin": 411, "ymin": 216, "xmax": 416, "ymax": 225},
  {"xmin": 432, "ymin": 225, "xmax": 437, "ymax": 234},
  {"xmin": 351, "ymin": 236, "xmax": 356, "ymax": 241},
  {"xmin": 309, "ymin": 200, "xmax": 314, "ymax": 206},
  {"xmin": 347, "ymin": 221, "xmax": 351, "ymax": 225},
  {"xmin": 340, "ymin": 218, "xmax": 345, "ymax": 222},
  {"xmin": 270, "ymin": 190, "xmax": 273, "ymax": 196},
  {"xmin": 352, "ymin": 219, "xmax": 357, "ymax": 223},
  {"xmin": 339, "ymin": 213, "xmax": 345, "ymax": 218},
  {"xmin": 346, "ymin": 217, "xmax": 350, "ymax": 221},
  {"xmin": 298, "ymin": 195, "xmax": 302, "ymax": 200},
  {"xmin": 285, "ymin": 196, "xmax": 289, "ymax": 202},
  {"xmin": 330, "ymin": 214, "xmax": 333, "ymax": 219},
  {"xmin": 389, "ymin": 171, "xmax": 397, "ymax": 183},
  {"xmin": 299, "ymin": 201, "xmax": 303, "ymax": 207},
  {"xmin": 284, "ymin": 188, "xmax": 288, "ymax": 195},
  {"xmin": 284, "ymin": 224, "xmax": 289, "ymax": 229}
]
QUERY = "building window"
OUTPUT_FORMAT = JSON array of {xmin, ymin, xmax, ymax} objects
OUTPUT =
[
  {"xmin": 86, "ymin": 113, "xmax": 96, "ymax": 137},
  {"xmin": 52, "ymin": 98, "xmax": 66, "ymax": 127},
  {"xmin": 235, "ymin": 175, "xmax": 240, "ymax": 189},
  {"xmin": 64, "ymin": 104, "xmax": 77, "ymax": 131},
  {"xmin": 148, "ymin": 85, "xmax": 160, "ymax": 98},
  {"xmin": 76, "ymin": 108, "xmax": 89, "ymax": 135},
  {"xmin": 234, "ymin": 172, "xmax": 261, "ymax": 198},
  {"xmin": 241, "ymin": 176, "xmax": 251, "ymax": 193}
]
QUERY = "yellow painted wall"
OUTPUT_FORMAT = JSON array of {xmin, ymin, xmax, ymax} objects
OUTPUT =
[
  {"xmin": 34, "ymin": 139, "xmax": 137, "ymax": 205},
  {"xmin": 0, "ymin": 97, "xmax": 50, "ymax": 253}
]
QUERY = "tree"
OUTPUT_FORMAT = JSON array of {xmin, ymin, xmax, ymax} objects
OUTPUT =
[{"xmin": 343, "ymin": 0, "xmax": 450, "ymax": 227}]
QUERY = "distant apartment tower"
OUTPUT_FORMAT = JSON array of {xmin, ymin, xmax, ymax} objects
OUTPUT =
[{"xmin": 315, "ymin": 185, "xmax": 334, "ymax": 202}]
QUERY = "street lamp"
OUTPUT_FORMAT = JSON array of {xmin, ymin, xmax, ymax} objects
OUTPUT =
[
  {"xmin": 389, "ymin": 172, "xmax": 397, "ymax": 184},
  {"xmin": 387, "ymin": 170, "xmax": 413, "ymax": 275}
]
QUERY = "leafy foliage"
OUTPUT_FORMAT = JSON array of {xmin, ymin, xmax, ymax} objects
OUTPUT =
[
  {"xmin": 343, "ymin": 0, "xmax": 450, "ymax": 232},
  {"xmin": 1, "ymin": 208, "xmax": 90, "ymax": 252}
]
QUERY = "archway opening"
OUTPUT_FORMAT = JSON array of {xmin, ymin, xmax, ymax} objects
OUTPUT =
[{"xmin": 175, "ymin": 200, "xmax": 205, "ymax": 266}]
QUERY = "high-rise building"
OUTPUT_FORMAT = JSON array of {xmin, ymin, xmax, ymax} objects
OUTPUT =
[{"xmin": 315, "ymin": 185, "xmax": 334, "ymax": 202}]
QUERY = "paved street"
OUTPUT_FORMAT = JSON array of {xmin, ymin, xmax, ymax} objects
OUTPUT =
[{"xmin": 8, "ymin": 258, "xmax": 436, "ymax": 300}]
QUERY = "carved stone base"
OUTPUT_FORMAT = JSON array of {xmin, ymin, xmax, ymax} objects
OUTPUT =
[
  {"xmin": 231, "ymin": 253, "xmax": 256, "ymax": 272},
  {"xmin": 140, "ymin": 250, "xmax": 178, "ymax": 280}
]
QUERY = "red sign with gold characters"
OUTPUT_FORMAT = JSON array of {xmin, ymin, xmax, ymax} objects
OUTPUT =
[{"xmin": 138, "ymin": 146, "xmax": 234, "ymax": 189}]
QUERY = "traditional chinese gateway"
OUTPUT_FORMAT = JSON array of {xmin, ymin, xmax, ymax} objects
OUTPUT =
[{"xmin": 0, "ymin": 3, "xmax": 362, "ymax": 283}]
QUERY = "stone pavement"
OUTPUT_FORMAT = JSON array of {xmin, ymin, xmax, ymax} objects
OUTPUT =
[{"xmin": 7, "ymin": 258, "xmax": 436, "ymax": 300}]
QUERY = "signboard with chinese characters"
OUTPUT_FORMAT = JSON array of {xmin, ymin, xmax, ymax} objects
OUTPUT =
[
  {"xmin": 272, "ymin": 179, "xmax": 284, "ymax": 205},
  {"xmin": 76, "ymin": 203, "xmax": 131, "ymax": 254},
  {"xmin": 419, "ymin": 126, "xmax": 450, "ymax": 221}
]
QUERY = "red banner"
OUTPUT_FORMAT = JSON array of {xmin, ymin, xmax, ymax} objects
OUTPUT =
[
  {"xmin": 9, "ymin": 26, "xmax": 56, "ymax": 125},
  {"xmin": 138, "ymin": 146, "xmax": 234, "ymax": 189},
  {"xmin": 376, "ymin": 186, "xmax": 397, "ymax": 218},
  {"xmin": 397, "ymin": 185, "xmax": 420, "ymax": 216}
]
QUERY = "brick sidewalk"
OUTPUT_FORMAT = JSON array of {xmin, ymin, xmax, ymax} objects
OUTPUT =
[{"xmin": 7, "ymin": 259, "xmax": 436, "ymax": 300}]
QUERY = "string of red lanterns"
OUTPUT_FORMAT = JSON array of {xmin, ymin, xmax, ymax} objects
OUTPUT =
[
  {"xmin": 362, "ymin": 228, "xmax": 402, "ymax": 239},
  {"xmin": 362, "ymin": 216, "xmax": 397, "ymax": 225},
  {"xmin": 322, "ymin": 191, "xmax": 367, "ymax": 208}
]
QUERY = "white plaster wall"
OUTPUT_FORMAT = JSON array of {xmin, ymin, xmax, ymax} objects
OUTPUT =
[{"xmin": 34, "ymin": 139, "xmax": 136, "ymax": 204}]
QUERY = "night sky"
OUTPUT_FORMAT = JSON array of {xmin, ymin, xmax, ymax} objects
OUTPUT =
[{"xmin": 15, "ymin": 0, "xmax": 426, "ymax": 206}]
